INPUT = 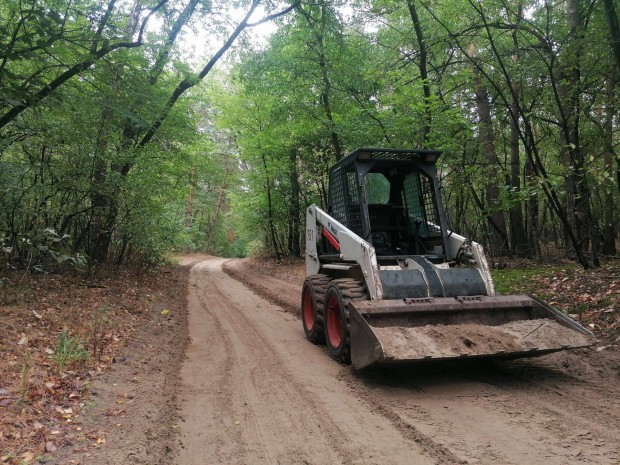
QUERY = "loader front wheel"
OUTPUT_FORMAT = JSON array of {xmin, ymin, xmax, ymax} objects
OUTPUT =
[
  {"xmin": 301, "ymin": 275, "xmax": 330, "ymax": 344},
  {"xmin": 324, "ymin": 279, "xmax": 367, "ymax": 365}
]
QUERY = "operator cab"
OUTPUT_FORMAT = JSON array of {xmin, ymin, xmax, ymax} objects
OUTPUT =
[{"xmin": 326, "ymin": 148, "xmax": 447, "ymax": 265}]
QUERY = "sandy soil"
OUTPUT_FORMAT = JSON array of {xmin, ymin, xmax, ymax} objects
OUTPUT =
[
  {"xmin": 373, "ymin": 319, "xmax": 594, "ymax": 361},
  {"xmin": 50, "ymin": 256, "xmax": 619, "ymax": 465},
  {"xmin": 215, "ymin": 257, "xmax": 620, "ymax": 465},
  {"xmin": 178, "ymin": 258, "xmax": 440, "ymax": 465}
]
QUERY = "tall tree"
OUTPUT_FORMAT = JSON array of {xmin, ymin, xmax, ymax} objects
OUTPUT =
[
  {"xmin": 603, "ymin": 0, "xmax": 620, "ymax": 74},
  {"xmin": 0, "ymin": 0, "xmax": 168, "ymax": 133},
  {"xmin": 296, "ymin": 0, "xmax": 344, "ymax": 160},
  {"xmin": 467, "ymin": 43, "xmax": 509, "ymax": 258},
  {"xmin": 406, "ymin": 0, "xmax": 432, "ymax": 147}
]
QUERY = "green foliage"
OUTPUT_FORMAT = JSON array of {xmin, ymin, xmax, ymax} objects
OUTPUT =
[
  {"xmin": 1, "ymin": 228, "xmax": 86, "ymax": 271},
  {"xmin": 0, "ymin": 0, "xmax": 618, "ymax": 266},
  {"xmin": 0, "ymin": 0, "xmax": 284, "ymax": 266},
  {"xmin": 210, "ymin": 0, "xmax": 619, "ymax": 262},
  {"xmin": 52, "ymin": 329, "xmax": 90, "ymax": 371}
]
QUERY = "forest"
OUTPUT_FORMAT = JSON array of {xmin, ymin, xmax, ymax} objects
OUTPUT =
[{"xmin": 1, "ymin": 0, "xmax": 619, "ymax": 270}]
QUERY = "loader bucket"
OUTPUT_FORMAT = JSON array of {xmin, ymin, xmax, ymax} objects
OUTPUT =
[{"xmin": 348, "ymin": 295, "xmax": 596, "ymax": 370}]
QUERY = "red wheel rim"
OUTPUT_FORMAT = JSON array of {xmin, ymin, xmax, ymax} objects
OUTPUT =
[
  {"xmin": 326, "ymin": 294, "xmax": 342, "ymax": 348},
  {"xmin": 302, "ymin": 287, "xmax": 315, "ymax": 331}
]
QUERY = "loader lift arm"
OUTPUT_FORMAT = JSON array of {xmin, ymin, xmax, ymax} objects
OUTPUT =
[{"xmin": 305, "ymin": 204, "xmax": 383, "ymax": 300}]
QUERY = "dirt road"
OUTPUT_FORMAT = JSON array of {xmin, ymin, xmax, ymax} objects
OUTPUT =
[{"xmin": 176, "ymin": 257, "xmax": 620, "ymax": 465}]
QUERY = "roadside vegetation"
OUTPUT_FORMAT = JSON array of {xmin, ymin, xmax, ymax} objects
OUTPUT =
[
  {"xmin": 0, "ymin": 0, "xmax": 618, "ymax": 269},
  {"xmin": 0, "ymin": 264, "xmax": 184, "ymax": 465},
  {"xmin": 492, "ymin": 261, "xmax": 620, "ymax": 346}
]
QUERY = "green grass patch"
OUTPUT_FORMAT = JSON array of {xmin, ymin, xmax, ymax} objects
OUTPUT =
[
  {"xmin": 52, "ymin": 329, "xmax": 90, "ymax": 371},
  {"xmin": 491, "ymin": 264, "xmax": 579, "ymax": 295}
]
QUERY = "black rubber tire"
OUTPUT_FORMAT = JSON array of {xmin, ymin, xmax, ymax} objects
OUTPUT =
[
  {"xmin": 323, "ymin": 278, "xmax": 368, "ymax": 364},
  {"xmin": 301, "ymin": 274, "xmax": 331, "ymax": 344}
]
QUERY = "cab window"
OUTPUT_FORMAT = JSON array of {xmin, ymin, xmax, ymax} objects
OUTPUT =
[{"xmin": 365, "ymin": 173, "xmax": 390, "ymax": 204}]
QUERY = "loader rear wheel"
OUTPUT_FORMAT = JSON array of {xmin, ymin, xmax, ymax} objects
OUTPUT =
[
  {"xmin": 301, "ymin": 274, "xmax": 331, "ymax": 344},
  {"xmin": 324, "ymin": 279, "xmax": 368, "ymax": 365}
]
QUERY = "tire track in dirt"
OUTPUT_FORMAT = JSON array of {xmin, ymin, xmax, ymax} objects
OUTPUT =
[
  {"xmin": 197, "ymin": 265, "xmax": 349, "ymax": 464},
  {"xmin": 222, "ymin": 259, "xmax": 300, "ymax": 314},
  {"xmin": 191, "ymin": 264, "xmax": 259, "ymax": 462},
  {"xmin": 191, "ymin": 261, "xmax": 337, "ymax": 464},
  {"xmin": 460, "ymin": 358, "xmax": 620, "ymax": 461},
  {"xmin": 176, "ymin": 258, "xmax": 442, "ymax": 465},
  {"xmin": 336, "ymin": 366, "xmax": 468, "ymax": 465},
  {"xmin": 339, "ymin": 362, "xmax": 619, "ymax": 465},
  {"xmin": 470, "ymin": 358, "xmax": 620, "ymax": 428}
]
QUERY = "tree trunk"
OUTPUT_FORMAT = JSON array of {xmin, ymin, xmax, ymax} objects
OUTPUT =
[
  {"xmin": 525, "ymin": 156, "xmax": 542, "ymax": 261},
  {"xmin": 468, "ymin": 44, "xmax": 509, "ymax": 258},
  {"xmin": 297, "ymin": 2, "xmax": 342, "ymax": 160},
  {"xmin": 89, "ymin": 103, "xmax": 115, "ymax": 263},
  {"xmin": 559, "ymin": 0, "xmax": 599, "ymax": 267},
  {"xmin": 288, "ymin": 149, "xmax": 301, "ymax": 257},
  {"xmin": 185, "ymin": 168, "xmax": 196, "ymax": 228},
  {"xmin": 260, "ymin": 153, "xmax": 282, "ymax": 260},
  {"xmin": 603, "ymin": 0, "xmax": 620, "ymax": 75},
  {"xmin": 406, "ymin": 0, "xmax": 432, "ymax": 147},
  {"xmin": 508, "ymin": 81, "xmax": 528, "ymax": 257},
  {"xmin": 205, "ymin": 165, "xmax": 231, "ymax": 250},
  {"xmin": 602, "ymin": 75, "xmax": 617, "ymax": 255},
  {"xmin": 91, "ymin": 196, "xmax": 119, "ymax": 263}
]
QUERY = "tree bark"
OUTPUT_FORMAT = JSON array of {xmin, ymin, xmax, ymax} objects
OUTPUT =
[
  {"xmin": 288, "ymin": 149, "xmax": 301, "ymax": 257},
  {"xmin": 468, "ymin": 44, "xmax": 509, "ymax": 258},
  {"xmin": 205, "ymin": 165, "xmax": 231, "ymax": 250},
  {"xmin": 602, "ymin": 75, "xmax": 617, "ymax": 255},
  {"xmin": 185, "ymin": 168, "xmax": 196, "ymax": 228},
  {"xmin": 603, "ymin": 0, "xmax": 620, "ymax": 75},
  {"xmin": 406, "ymin": 0, "xmax": 432, "ymax": 147},
  {"xmin": 525, "ymin": 152, "xmax": 542, "ymax": 261},
  {"xmin": 508, "ymin": 81, "xmax": 528, "ymax": 257},
  {"xmin": 260, "ymin": 153, "xmax": 282, "ymax": 260}
]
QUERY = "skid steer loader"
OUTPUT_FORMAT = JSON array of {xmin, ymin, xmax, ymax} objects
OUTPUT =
[{"xmin": 302, "ymin": 148, "xmax": 595, "ymax": 369}]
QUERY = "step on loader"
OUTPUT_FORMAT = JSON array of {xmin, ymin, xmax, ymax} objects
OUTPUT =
[{"xmin": 301, "ymin": 148, "xmax": 595, "ymax": 369}]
